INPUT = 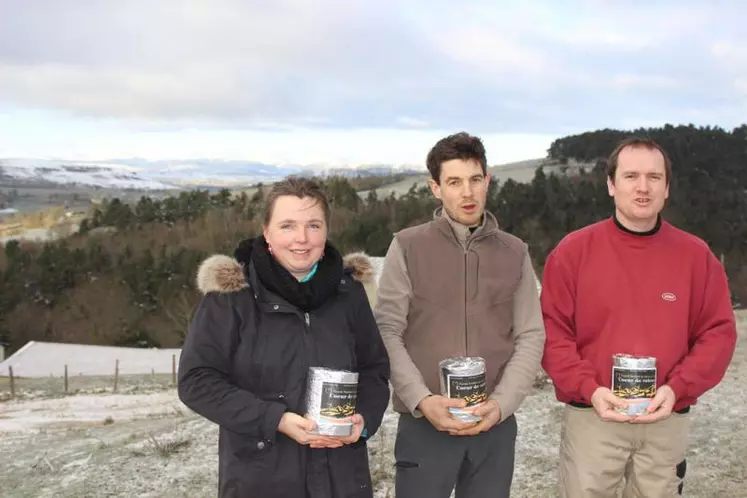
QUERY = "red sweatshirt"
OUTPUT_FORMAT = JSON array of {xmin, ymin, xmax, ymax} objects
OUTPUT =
[{"xmin": 540, "ymin": 217, "xmax": 737, "ymax": 412}]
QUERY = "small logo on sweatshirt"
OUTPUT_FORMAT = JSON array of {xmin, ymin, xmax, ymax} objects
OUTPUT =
[{"xmin": 661, "ymin": 292, "xmax": 677, "ymax": 302}]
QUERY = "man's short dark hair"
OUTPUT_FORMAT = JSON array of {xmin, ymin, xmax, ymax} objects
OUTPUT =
[
  {"xmin": 607, "ymin": 137, "xmax": 672, "ymax": 185},
  {"xmin": 426, "ymin": 132, "xmax": 488, "ymax": 184}
]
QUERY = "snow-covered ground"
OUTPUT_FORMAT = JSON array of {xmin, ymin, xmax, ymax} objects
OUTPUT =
[
  {"xmin": 1, "ymin": 315, "xmax": 745, "ymax": 498},
  {"xmin": 0, "ymin": 391, "xmax": 185, "ymax": 433},
  {"xmin": 0, "ymin": 342, "xmax": 182, "ymax": 378}
]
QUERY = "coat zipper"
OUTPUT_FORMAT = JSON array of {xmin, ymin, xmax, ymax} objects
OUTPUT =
[
  {"xmin": 302, "ymin": 311, "xmax": 315, "ymax": 376},
  {"xmin": 464, "ymin": 249, "xmax": 468, "ymax": 356},
  {"xmin": 270, "ymin": 304, "xmax": 314, "ymax": 371},
  {"xmin": 462, "ymin": 232, "xmax": 488, "ymax": 357}
]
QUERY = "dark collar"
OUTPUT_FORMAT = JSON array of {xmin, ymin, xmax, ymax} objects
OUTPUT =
[{"xmin": 613, "ymin": 213, "xmax": 662, "ymax": 237}]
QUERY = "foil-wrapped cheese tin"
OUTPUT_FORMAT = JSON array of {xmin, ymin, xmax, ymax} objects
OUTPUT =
[
  {"xmin": 304, "ymin": 367, "xmax": 358, "ymax": 436},
  {"xmin": 611, "ymin": 354, "xmax": 657, "ymax": 416},
  {"xmin": 439, "ymin": 357, "xmax": 488, "ymax": 423}
]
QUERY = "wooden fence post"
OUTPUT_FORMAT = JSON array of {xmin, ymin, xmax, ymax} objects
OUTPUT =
[
  {"xmin": 8, "ymin": 365, "xmax": 15, "ymax": 399},
  {"xmin": 114, "ymin": 359, "xmax": 119, "ymax": 392},
  {"xmin": 64, "ymin": 364, "xmax": 68, "ymax": 394}
]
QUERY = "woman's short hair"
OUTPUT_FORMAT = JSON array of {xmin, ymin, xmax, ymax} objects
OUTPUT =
[{"xmin": 263, "ymin": 176, "xmax": 331, "ymax": 226}]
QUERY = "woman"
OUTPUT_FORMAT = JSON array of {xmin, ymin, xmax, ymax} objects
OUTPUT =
[{"xmin": 178, "ymin": 177, "xmax": 390, "ymax": 498}]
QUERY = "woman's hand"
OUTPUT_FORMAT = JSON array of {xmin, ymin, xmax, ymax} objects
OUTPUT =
[
  {"xmin": 326, "ymin": 413, "xmax": 366, "ymax": 446},
  {"xmin": 277, "ymin": 412, "xmax": 344, "ymax": 448}
]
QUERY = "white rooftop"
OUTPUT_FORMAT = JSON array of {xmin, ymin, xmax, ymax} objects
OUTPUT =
[{"xmin": 0, "ymin": 341, "xmax": 181, "ymax": 378}]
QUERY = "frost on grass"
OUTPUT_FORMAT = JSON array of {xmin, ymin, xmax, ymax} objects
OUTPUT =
[
  {"xmin": 0, "ymin": 373, "xmax": 176, "ymax": 402},
  {"xmin": 0, "ymin": 391, "xmax": 186, "ymax": 432},
  {"xmin": 0, "ymin": 316, "xmax": 745, "ymax": 498}
]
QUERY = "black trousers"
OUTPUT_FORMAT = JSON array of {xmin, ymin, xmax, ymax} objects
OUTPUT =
[{"xmin": 394, "ymin": 412, "xmax": 518, "ymax": 498}]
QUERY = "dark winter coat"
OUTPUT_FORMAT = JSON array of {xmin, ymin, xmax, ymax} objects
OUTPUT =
[{"xmin": 177, "ymin": 246, "xmax": 390, "ymax": 498}]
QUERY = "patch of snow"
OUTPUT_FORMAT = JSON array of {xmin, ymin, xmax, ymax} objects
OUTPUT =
[
  {"xmin": 0, "ymin": 392, "xmax": 184, "ymax": 433},
  {"xmin": 0, "ymin": 341, "xmax": 181, "ymax": 378}
]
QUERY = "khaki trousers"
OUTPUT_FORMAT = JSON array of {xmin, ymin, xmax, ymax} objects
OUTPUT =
[{"xmin": 559, "ymin": 404, "xmax": 691, "ymax": 498}]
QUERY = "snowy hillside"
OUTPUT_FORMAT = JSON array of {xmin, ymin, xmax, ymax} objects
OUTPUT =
[
  {"xmin": 0, "ymin": 157, "xmax": 427, "ymax": 190},
  {"xmin": 0, "ymin": 159, "xmax": 178, "ymax": 190},
  {"xmin": 136, "ymin": 159, "xmax": 302, "ymax": 187},
  {"xmin": 0, "ymin": 158, "xmax": 309, "ymax": 189}
]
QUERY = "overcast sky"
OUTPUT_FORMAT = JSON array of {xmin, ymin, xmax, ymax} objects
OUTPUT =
[{"xmin": 1, "ymin": 0, "xmax": 745, "ymax": 167}]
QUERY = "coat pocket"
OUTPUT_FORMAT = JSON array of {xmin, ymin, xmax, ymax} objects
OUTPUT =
[{"xmin": 231, "ymin": 433, "xmax": 274, "ymax": 460}]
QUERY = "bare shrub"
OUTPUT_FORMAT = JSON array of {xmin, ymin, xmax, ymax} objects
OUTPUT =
[{"xmin": 130, "ymin": 432, "xmax": 191, "ymax": 458}]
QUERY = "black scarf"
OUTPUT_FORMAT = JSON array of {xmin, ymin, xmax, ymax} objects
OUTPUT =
[{"xmin": 234, "ymin": 236, "xmax": 344, "ymax": 312}]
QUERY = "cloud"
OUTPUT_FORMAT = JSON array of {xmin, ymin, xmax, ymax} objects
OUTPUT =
[
  {"xmin": 0, "ymin": 0, "xmax": 745, "ymax": 137},
  {"xmin": 396, "ymin": 117, "xmax": 431, "ymax": 128}
]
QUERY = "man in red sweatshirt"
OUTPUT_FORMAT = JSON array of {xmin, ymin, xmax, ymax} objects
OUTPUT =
[{"xmin": 540, "ymin": 137, "xmax": 737, "ymax": 497}]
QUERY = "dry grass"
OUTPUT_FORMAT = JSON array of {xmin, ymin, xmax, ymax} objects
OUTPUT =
[{"xmin": 130, "ymin": 433, "xmax": 192, "ymax": 458}]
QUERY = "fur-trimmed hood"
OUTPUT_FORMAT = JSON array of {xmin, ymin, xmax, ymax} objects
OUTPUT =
[{"xmin": 196, "ymin": 251, "xmax": 376, "ymax": 296}]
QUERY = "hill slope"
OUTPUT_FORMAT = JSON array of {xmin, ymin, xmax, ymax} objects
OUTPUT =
[{"xmin": 358, "ymin": 158, "xmax": 590, "ymax": 198}]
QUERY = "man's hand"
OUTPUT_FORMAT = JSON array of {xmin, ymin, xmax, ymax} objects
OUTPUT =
[
  {"xmin": 630, "ymin": 385, "xmax": 676, "ymax": 424},
  {"xmin": 418, "ymin": 395, "xmax": 477, "ymax": 432},
  {"xmin": 590, "ymin": 387, "xmax": 634, "ymax": 422},
  {"xmin": 277, "ymin": 412, "xmax": 344, "ymax": 448},
  {"xmin": 448, "ymin": 399, "xmax": 502, "ymax": 436},
  {"xmin": 314, "ymin": 414, "xmax": 366, "ymax": 448}
]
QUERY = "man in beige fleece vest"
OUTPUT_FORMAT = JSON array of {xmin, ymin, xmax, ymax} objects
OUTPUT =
[{"xmin": 374, "ymin": 132, "xmax": 546, "ymax": 498}]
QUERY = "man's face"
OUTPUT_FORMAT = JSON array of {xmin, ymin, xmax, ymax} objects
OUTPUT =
[
  {"xmin": 607, "ymin": 146, "xmax": 669, "ymax": 230},
  {"xmin": 429, "ymin": 158, "xmax": 489, "ymax": 226}
]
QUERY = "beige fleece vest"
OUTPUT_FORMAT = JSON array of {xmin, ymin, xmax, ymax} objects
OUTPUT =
[{"xmin": 393, "ymin": 213, "xmax": 526, "ymax": 413}]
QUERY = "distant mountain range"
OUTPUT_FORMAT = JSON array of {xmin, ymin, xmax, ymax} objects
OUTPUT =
[
  {"xmin": 0, "ymin": 159, "xmax": 176, "ymax": 190},
  {"xmin": 0, "ymin": 158, "xmax": 426, "ymax": 190}
]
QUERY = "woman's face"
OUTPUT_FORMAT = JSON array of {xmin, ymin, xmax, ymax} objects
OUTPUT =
[{"xmin": 263, "ymin": 195, "xmax": 327, "ymax": 280}]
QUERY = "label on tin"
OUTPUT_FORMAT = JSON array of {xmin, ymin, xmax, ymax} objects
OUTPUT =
[
  {"xmin": 612, "ymin": 367, "xmax": 657, "ymax": 416},
  {"xmin": 319, "ymin": 382, "xmax": 357, "ymax": 420},
  {"xmin": 443, "ymin": 371, "xmax": 488, "ymax": 407}
]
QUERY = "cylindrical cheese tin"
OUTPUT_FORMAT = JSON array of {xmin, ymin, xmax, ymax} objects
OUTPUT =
[
  {"xmin": 611, "ymin": 354, "xmax": 657, "ymax": 416},
  {"xmin": 304, "ymin": 367, "xmax": 358, "ymax": 436},
  {"xmin": 439, "ymin": 357, "xmax": 488, "ymax": 423}
]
